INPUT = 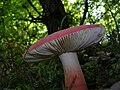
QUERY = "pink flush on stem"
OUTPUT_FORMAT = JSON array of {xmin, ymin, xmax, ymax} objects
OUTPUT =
[{"xmin": 24, "ymin": 24, "xmax": 105, "ymax": 90}]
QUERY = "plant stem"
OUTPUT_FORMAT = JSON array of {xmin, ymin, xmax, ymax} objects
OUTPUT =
[{"xmin": 59, "ymin": 52, "xmax": 88, "ymax": 90}]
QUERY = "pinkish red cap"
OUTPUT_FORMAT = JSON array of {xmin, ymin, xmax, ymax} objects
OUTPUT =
[{"xmin": 24, "ymin": 24, "xmax": 105, "ymax": 62}]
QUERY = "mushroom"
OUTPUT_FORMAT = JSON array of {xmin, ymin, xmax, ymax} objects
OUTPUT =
[{"xmin": 24, "ymin": 24, "xmax": 105, "ymax": 90}]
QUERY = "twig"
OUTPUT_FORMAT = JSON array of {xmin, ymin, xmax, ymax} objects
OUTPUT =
[
  {"xmin": 107, "ymin": 3, "xmax": 120, "ymax": 42},
  {"xmin": 80, "ymin": 0, "xmax": 88, "ymax": 25},
  {"xmin": 22, "ymin": 5, "xmax": 42, "ymax": 23},
  {"xmin": 59, "ymin": 15, "xmax": 66, "ymax": 30},
  {"xmin": 23, "ymin": 5, "xmax": 34, "ymax": 18},
  {"xmin": 27, "ymin": 0, "xmax": 41, "ymax": 16},
  {"xmin": 67, "ymin": 75, "xmax": 77, "ymax": 90},
  {"xmin": 109, "ymin": 9, "xmax": 119, "ymax": 32}
]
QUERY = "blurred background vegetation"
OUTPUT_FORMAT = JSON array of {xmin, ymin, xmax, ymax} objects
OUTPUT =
[{"xmin": 0, "ymin": 0, "xmax": 120, "ymax": 90}]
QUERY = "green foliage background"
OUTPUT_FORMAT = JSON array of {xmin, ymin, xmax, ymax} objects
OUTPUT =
[{"xmin": 0, "ymin": 0, "xmax": 120, "ymax": 90}]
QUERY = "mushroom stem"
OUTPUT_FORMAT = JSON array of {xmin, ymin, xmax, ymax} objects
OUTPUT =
[{"xmin": 59, "ymin": 52, "xmax": 88, "ymax": 90}]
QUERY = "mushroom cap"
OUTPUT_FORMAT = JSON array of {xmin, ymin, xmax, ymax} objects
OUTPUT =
[{"xmin": 24, "ymin": 24, "xmax": 105, "ymax": 62}]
